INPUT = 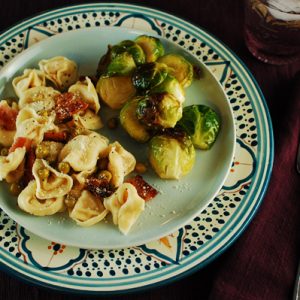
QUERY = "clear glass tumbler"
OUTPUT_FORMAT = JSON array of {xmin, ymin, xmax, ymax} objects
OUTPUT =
[{"xmin": 244, "ymin": 0, "xmax": 300, "ymax": 65}]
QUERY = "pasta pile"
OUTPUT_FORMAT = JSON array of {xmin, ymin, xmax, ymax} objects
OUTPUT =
[{"xmin": 0, "ymin": 56, "xmax": 150, "ymax": 235}]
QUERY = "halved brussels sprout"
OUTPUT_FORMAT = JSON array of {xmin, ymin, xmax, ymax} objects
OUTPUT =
[
  {"xmin": 120, "ymin": 97, "xmax": 151, "ymax": 143},
  {"xmin": 96, "ymin": 76, "xmax": 136, "ymax": 109},
  {"xmin": 177, "ymin": 104, "xmax": 220, "ymax": 150},
  {"xmin": 135, "ymin": 35, "xmax": 164, "ymax": 62},
  {"xmin": 148, "ymin": 130, "xmax": 195, "ymax": 179},
  {"xmin": 132, "ymin": 62, "xmax": 168, "ymax": 92},
  {"xmin": 117, "ymin": 40, "xmax": 146, "ymax": 65},
  {"xmin": 158, "ymin": 54, "xmax": 193, "ymax": 88},
  {"xmin": 136, "ymin": 93, "xmax": 182, "ymax": 129},
  {"xmin": 106, "ymin": 52, "xmax": 136, "ymax": 76},
  {"xmin": 152, "ymin": 75, "xmax": 185, "ymax": 104}
]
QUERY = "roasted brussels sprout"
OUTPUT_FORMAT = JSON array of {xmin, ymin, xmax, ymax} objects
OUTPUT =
[
  {"xmin": 97, "ymin": 41, "xmax": 145, "ymax": 77},
  {"xmin": 148, "ymin": 130, "xmax": 195, "ymax": 179},
  {"xmin": 132, "ymin": 62, "xmax": 168, "ymax": 92},
  {"xmin": 177, "ymin": 104, "xmax": 220, "ymax": 150},
  {"xmin": 96, "ymin": 76, "xmax": 136, "ymax": 109},
  {"xmin": 158, "ymin": 54, "xmax": 193, "ymax": 88},
  {"xmin": 106, "ymin": 52, "xmax": 136, "ymax": 76},
  {"xmin": 152, "ymin": 75, "xmax": 185, "ymax": 104},
  {"xmin": 120, "ymin": 97, "xmax": 151, "ymax": 142},
  {"xmin": 136, "ymin": 93, "xmax": 182, "ymax": 128},
  {"xmin": 135, "ymin": 35, "xmax": 164, "ymax": 62}
]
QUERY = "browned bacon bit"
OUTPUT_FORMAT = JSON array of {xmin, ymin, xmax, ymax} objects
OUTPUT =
[
  {"xmin": 22, "ymin": 147, "xmax": 36, "ymax": 186},
  {"xmin": 55, "ymin": 92, "xmax": 89, "ymax": 122},
  {"xmin": 86, "ymin": 177, "xmax": 115, "ymax": 198},
  {"xmin": 0, "ymin": 103, "xmax": 18, "ymax": 130},
  {"xmin": 44, "ymin": 130, "xmax": 68, "ymax": 142},
  {"xmin": 126, "ymin": 175, "xmax": 158, "ymax": 201}
]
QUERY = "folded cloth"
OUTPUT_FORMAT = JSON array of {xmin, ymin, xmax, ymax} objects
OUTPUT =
[{"xmin": 209, "ymin": 73, "xmax": 300, "ymax": 300}]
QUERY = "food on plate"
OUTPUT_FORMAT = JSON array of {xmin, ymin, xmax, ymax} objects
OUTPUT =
[
  {"xmin": 177, "ymin": 104, "xmax": 221, "ymax": 150},
  {"xmin": 0, "ymin": 34, "xmax": 222, "ymax": 235},
  {"xmin": 148, "ymin": 129, "xmax": 195, "ymax": 179}
]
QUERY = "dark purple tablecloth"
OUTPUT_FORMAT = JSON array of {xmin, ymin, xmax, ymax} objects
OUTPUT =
[{"xmin": 1, "ymin": 1, "xmax": 299, "ymax": 299}]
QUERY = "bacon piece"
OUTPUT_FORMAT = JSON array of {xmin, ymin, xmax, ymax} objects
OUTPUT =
[
  {"xmin": 9, "ymin": 137, "xmax": 32, "ymax": 153},
  {"xmin": 86, "ymin": 177, "xmax": 115, "ymax": 198},
  {"xmin": 55, "ymin": 92, "xmax": 88, "ymax": 122},
  {"xmin": 22, "ymin": 147, "xmax": 36, "ymax": 185},
  {"xmin": 0, "ymin": 103, "xmax": 18, "ymax": 130},
  {"xmin": 44, "ymin": 130, "xmax": 68, "ymax": 142},
  {"xmin": 126, "ymin": 175, "xmax": 158, "ymax": 201}
]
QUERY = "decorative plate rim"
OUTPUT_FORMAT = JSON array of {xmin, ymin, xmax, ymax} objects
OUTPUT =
[{"xmin": 0, "ymin": 2, "xmax": 274, "ymax": 294}]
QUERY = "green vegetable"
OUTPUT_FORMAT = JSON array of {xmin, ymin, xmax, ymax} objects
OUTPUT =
[
  {"xmin": 136, "ymin": 93, "xmax": 182, "ymax": 128},
  {"xmin": 96, "ymin": 76, "xmax": 136, "ymax": 109},
  {"xmin": 152, "ymin": 75, "xmax": 185, "ymax": 104},
  {"xmin": 132, "ymin": 62, "xmax": 168, "ymax": 92},
  {"xmin": 148, "ymin": 131, "xmax": 195, "ymax": 179},
  {"xmin": 106, "ymin": 52, "xmax": 136, "ymax": 76},
  {"xmin": 120, "ymin": 97, "xmax": 151, "ymax": 142},
  {"xmin": 158, "ymin": 54, "xmax": 193, "ymax": 88},
  {"xmin": 117, "ymin": 40, "xmax": 146, "ymax": 65},
  {"xmin": 177, "ymin": 104, "xmax": 220, "ymax": 150},
  {"xmin": 135, "ymin": 35, "xmax": 164, "ymax": 62}
]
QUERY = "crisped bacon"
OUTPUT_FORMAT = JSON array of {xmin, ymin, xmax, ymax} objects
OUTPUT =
[
  {"xmin": 22, "ymin": 147, "xmax": 36, "ymax": 185},
  {"xmin": 9, "ymin": 137, "xmax": 32, "ymax": 153},
  {"xmin": 0, "ymin": 103, "xmax": 18, "ymax": 130},
  {"xmin": 86, "ymin": 177, "xmax": 115, "ymax": 198},
  {"xmin": 44, "ymin": 130, "xmax": 68, "ymax": 142},
  {"xmin": 126, "ymin": 175, "xmax": 158, "ymax": 201},
  {"xmin": 55, "ymin": 92, "xmax": 88, "ymax": 122}
]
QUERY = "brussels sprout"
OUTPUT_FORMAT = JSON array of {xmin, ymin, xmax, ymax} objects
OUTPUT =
[
  {"xmin": 106, "ymin": 52, "xmax": 136, "ymax": 76},
  {"xmin": 135, "ymin": 35, "xmax": 164, "ymax": 62},
  {"xmin": 148, "ymin": 130, "xmax": 195, "ymax": 179},
  {"xmin": 97, "ymin": 41, "xmax": 145, "ymax": 77},
  {"xmin": 158, "ymin": 54, "xmax": 194, "ymax": 88},
  {"xmin": 120, "ymin": 97, "xmax": 151, "ymax": 142},
  {"xmin": 136, "ymin": 93, "xmax": 182, "ymax": 129},
  {"xmin": 132, "ymin": 62, "xmax": 168, "ymax": 92},
  {"xmin": 152, "ymin": 75, "xmax": 185, "ymax": 104},
  {"xmin": 177, "ymin": 104, "xmax": 220, "ymax": 150},
  {"xmin": 96, "ymin": 76, "xmax": 136, "ymax": 109}
]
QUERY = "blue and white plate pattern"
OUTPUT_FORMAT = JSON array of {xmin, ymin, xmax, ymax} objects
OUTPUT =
[{"xmin": 0, "ymin": 3, "xmax": 273, "ymax": 293}]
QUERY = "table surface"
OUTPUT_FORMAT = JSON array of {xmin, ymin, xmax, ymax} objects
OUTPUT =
[{"xmin": 0, "ymin": 0, "xmax": 299, "ymax": 299}]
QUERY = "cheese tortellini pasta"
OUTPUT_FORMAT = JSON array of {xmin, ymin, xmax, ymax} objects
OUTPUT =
[
  {"xmin": 39, "ymin": 56, "xmax": 78, "ymax": 90},
  {"xmin": 18, "ymin": 181, "xmax": 65, "ymax": 216},
  {"xmin": 0, "ymin": 55, "xmax": 158, "ymax": 236},
  {"xmin": 104, "ymin": 183, "xmax": 145, "ymax": 235},
  {"xmin": 12, "ymin": 69, "xmax": 46, "ymax": 97},
  {"xmin": 32, "ymin": 159, "xmax": 73, "ymax": 199},
  {"xmin": 59, "ymin": 132, "xmax": 108, "ymax": 172}
]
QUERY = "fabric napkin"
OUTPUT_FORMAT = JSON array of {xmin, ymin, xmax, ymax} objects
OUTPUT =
[{"xmin": 209, "ymin": 73, "xmax": 300, "ymax": 300}]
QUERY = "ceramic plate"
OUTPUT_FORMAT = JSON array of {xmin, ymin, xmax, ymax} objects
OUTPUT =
[{"xmin": 0, "ymin": 3, "xmax": 273, "ymax": 294}]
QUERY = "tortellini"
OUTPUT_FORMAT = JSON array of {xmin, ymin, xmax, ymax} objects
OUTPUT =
[
  {"xmin": 59, "ymin": 132, "xmax": 109, "ymax": 172},
  {"xmin": 0, "ymin": 147, "xmax": 26, "ymax": 181},
  {"xmin": 104, "ymin": 183, "xmax": 145, "ymax": 235},
  {"xmin": 69, "ymin": 190, "xmax": 108, "ymax": 227},
  {"xmin": 12, "ymin": 69, "xmax": 46, "ymax": 98},
  {"xmin": 32, "ymin": 159, "xmax": 73, "ymax": 199},
  {"xmin": 39, "ymin": 56, "xmax": 78, "ymax": 90},
  {"xmin": 68, "ymin": 77, "xmax": 100, "ymax": 113},
  {"xmin": 73, "ymin": 109, "xmax": 103, "ymax": 130},
  {"xmin": 18, "ymin": 86, "xmax": 60, "ymax": 111},
  {"xmin": 18, "ymin": 181, "xmax": 64, "ymax": 216},
  {"xmin": 107, "ymin": 142, "xmax": 136, "ymax": 187},
  {"xmin": 15, "ymin": 107, "xmax": 57, "ymax": 145}
]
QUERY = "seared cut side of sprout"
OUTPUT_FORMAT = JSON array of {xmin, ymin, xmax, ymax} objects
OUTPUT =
[
  {"xmin": 158, "ymin": 54, "xmax": 193, "ymax": 88},
  {"xmin": 177, "ymin": 104, "xmax": 221, "ymax": 150}
]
